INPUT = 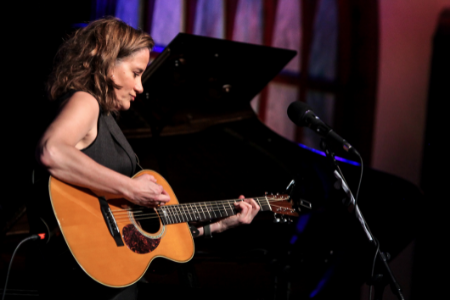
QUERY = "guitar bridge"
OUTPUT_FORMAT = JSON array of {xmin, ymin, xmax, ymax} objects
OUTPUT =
[{"xmin": 98, "ymin": 197, "xmax": 124, "ymax": 247}]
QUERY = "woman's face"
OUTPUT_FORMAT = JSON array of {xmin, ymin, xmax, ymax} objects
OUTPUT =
[{"xmin": 111, "ymin": 48, "xmax": 150, "ymax": 111}]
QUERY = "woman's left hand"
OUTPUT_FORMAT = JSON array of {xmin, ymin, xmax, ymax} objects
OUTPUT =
[{"xmin": 213, "ymin": 195, "xmax": 260, "ymax": 233}]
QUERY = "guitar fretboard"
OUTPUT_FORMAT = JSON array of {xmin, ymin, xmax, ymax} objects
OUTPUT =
[{"xmin": 155, "ymin": 197, "xmax": 272, "ymax": 225}]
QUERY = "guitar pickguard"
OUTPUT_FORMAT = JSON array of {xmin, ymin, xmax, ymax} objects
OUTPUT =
[{"xmin": 122, "ymin": 224, "xmax": 161, "ymax": 254}]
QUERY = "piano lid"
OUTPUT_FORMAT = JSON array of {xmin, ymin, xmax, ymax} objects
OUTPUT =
[{"xmin": 119, "ymin": 33, "xmax": 297, "ymax": 138}]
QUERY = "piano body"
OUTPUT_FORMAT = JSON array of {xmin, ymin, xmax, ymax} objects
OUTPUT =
[{"xmin": 117, "ymin": 34, "xmax": 423, "ymax": 299}]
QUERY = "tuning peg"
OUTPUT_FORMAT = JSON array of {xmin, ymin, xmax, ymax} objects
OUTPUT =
[
  {"xmin": 282, "ymin": 218, "xmax": 288, "ymax": 223},
  {"xmin": 273, "ymin": 213, "xmax": 280, "ymax": 223}
]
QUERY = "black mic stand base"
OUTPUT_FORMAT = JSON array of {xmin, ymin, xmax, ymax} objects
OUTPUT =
[{"xmin": 369, "ymin": 248, "xmax": 405, "ymax": 300}]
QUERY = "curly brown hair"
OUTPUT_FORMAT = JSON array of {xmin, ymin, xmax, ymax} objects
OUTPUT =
[{"xmin": 47, "ymin": 17, "xmax": 154, "ymax": 113}]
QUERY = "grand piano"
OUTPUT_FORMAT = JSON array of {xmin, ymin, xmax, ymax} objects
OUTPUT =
[{"xmin": 115, "ymin": 34, "xmax": 423, "ymax": 299}]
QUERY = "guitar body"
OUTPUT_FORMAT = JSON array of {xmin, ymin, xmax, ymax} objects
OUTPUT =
[{"xmin": 48, "ymin": 169, "xmax": 194, "ymax": 288}]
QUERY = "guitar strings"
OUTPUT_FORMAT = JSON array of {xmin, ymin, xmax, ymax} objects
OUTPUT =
[
  {"xmin": 114, "ymin": 203, "xmax": 296, "ymax": 223},
  {"xmin": 109, "ymin": 197, "xmax": 288, "ymax": 214},
  {"xmin": 111, "ymin": 197, "xmax": 289, "ymax": 212},
  {"xmin": 111, "ymin": 201, "xmax": 293, "ymax": 223},
  {"xmin": 110, "ymin": 198, "xmax": 287, "ymax": 217},
  {"xmin": 113, "ymin": 208, "xmax": 291, "ymax": 223},
  {"xmin": 111, "ymin": 202, "xmax": 290, "ymax": 222}
]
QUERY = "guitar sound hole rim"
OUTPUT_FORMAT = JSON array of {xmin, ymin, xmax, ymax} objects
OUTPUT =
[{"xmin": 128, "ymin": 209, "xmax": 166, "ymax": 239}]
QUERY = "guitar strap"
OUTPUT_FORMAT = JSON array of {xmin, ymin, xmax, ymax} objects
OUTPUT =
[{"xmin": 189, "ymin": 225, "xmax": 200, "ymax": 237}]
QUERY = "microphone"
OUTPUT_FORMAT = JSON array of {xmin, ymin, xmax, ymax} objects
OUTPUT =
[{"xmin": 287, "ymin": 101, "xmax": 358, "ymax": 155}]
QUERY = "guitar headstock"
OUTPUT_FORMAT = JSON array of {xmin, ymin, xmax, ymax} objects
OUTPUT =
[
  {"xmin": 261, "ymin": 193, "xmax": 299, "ymax": 223},
  {"xmin": 257, "ymin": 192, "xmax": 312, "ymax": 223},
  {"xmin": 264, "ymin": 193, "xmax": 290, "ymax": 201}
]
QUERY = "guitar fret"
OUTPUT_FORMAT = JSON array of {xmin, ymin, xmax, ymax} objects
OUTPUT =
[
  {"xmin": 177, "ymin": 205, "xmax": 183, "ymax": 221},
  {"xmin": 197, "ymin": 204, "xmax": 203, "ymax": 220},
  {"xmin": 188, "ymin": 203, "xmax": 195, "ymax": 221},
  {"xmin": 210, "ymin": 202, "xmax": 218, "ymax": 219},
  {"xmin": 175, "ymin": 206, "xmax": 182, "ymax": 223},
  {"xmin": 164, "ymin": 207, "xmax": 172, "ymax": 224},
  {"xmin": 182, "ymin": 204, "xmax": 190, "ymax": 222},
  {"xmin": 216, "ymin": 203, "xmax": 222, "ymax": 217},
  {"xmin": 182, "ymin": 204, "xmax": 189, "ymax": 222},
  {"xmin": 166, "ymin": 206, "xmax": 173, "ymax": 224},
  {"xmin": 191, "ymin": 204, "xmax": 197, "ymax": 221},
  {"xmin": 183, "ymin": 204, "xmax": 192, "ymax": 222},
  {"xmin": 171, "ymin": 206, "xmax": 179, "ymax": 224},
  {"xmin": 177, "ymin": 205, "xmax": 186, "ymax": 222},
  {"xmin": 203, "ymin": 203, "xmax": 209, "ymax": 220},
  {"xmin": 157, "ymin": 208, "xmax": 165, "ymax": 225},
  {"xmin": 256, "ymin": 198, "xmax": 262, "ymax": 210},
  {"xmin": 204, "ymin": 202, "xmax": 212, "ymax": 220},
  {"xmin": 194, "ymin": 203, "xmax": 201, "ymax": 221},
  {"xmin": 256, "ymin": 197, "xmax": 271, "ymax": 212},
  {"xmin": 176, "ymin": 205, "xmax": 183, "ymax": 222},
  {"xmin": 227, "ymin": 201, "xmax": 235, "ymax": 216},
  {"xmin": 222, "ymin": 203, "xmax": 228, "ymax": 216},
  {"xmin": 263, "ymin": 197, "xmax": 271, "ymax": 212},
  {"xmin": 198, "ymin": 203, "xmax": 207, "ymax": 221}
]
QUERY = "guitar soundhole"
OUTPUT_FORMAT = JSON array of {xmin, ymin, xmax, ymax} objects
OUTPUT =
[
  {"xmin": 122, "ymin": 224, "xmax": 161, "ymax": 254},
  {"xmin": 134, "ymin": 208, "xmax": 161, "ymax": 234}
]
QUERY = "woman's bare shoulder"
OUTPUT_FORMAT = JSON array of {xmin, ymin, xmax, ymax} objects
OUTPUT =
[
  {"xmin": 49, "ymin": 91, "xmax": 100, "ymax": 138},
  {"xmin": 61, "ymin": 91, "xmax": 98, "ymax": 109},
  {"xmin": 39, "ymin": 91, "xmax": 101, "ymax": 150},
  {"xmin": 55, "ymin": 91, "xmax": 100, "ymax": 120}
]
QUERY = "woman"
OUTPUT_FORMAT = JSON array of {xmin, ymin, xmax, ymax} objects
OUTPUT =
[{"xmin": 33, "ymin": 17, "xmax": 259, "ymax": 299}]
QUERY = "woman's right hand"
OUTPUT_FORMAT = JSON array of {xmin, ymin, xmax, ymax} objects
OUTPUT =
[{"xmin": 127, "ymin": 173, "xmax": 171, "ymax": 207}]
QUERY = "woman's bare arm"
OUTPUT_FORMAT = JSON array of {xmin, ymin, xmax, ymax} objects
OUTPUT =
[{"xmin": 36, "ymin": 91, "xmax": 170, "ymax": 207}]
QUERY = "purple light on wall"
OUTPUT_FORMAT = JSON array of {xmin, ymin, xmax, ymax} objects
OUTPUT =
[
  {"xmin": 297, "ymin": 143, "xmax": 360, "ymax": 166},
  {"xmin": 115, "ymin": 0, "xmax": 140, "ymax": 29},
  {"xmin": 152, "ymin": 44, "xmax": 165, "ymax": 54},
  {"xmin": 194, "ymin": 0, "xmax": 224, "ymax": 38},
  {"xmin": 71, "ymin": 23, "xmax": 88, "ymax": 28}
]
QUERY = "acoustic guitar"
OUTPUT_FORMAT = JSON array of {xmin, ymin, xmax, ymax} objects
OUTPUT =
[{"xmin": 48, "ymin": 169, "xmax": 300, "ymax": 288}]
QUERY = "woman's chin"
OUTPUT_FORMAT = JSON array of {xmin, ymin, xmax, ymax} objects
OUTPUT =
[{"xmin": 116, "ymin": 102, "xmax": 131, "ymax": 111}]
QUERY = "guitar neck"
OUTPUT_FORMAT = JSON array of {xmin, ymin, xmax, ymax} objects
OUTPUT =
[{"xmin": 155, "ymin": 197, "xmax": 273, "ymax": 225}]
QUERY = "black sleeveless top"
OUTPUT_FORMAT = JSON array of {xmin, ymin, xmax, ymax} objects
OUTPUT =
[
  {"xmin": 62, "ymin": 90, "xmax": 137, "ymax": 176},
  {"xmin": 82, "ymin": 109, "xmax": 137, "ymax": 177}
]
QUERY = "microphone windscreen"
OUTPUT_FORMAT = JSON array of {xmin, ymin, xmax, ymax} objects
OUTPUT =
[{"xmin": 287, "ymin": 101, "xmax": 312, "ymax": 126}]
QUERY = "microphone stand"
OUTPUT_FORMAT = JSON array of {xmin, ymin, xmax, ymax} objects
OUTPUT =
[{"xmin": 320, "ymin": 140, "xmax": 405, "ymax": 300}]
